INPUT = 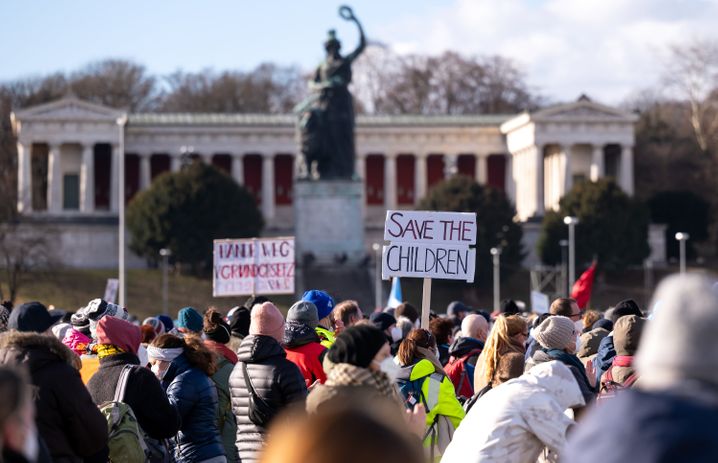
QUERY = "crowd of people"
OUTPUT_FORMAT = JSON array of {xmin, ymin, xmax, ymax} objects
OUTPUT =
[{"xmin": 1, "ymin": 273, "xmax": 717, "ymax": 462}]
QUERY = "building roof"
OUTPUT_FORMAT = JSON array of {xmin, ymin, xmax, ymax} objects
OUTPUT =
[{"xmin": 128, "ymin": 112, "xmax": 514, "ymax": 127}]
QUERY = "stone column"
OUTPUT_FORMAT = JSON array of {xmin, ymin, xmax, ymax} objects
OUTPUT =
[
  {"xmin": 620, "ymin": 145, "xmax": 634, "ymax": 195},
  {"xmin": 477, "ymin": 155, "xmax": 488, "ymax": 185},
  {"xmin": 170, "ymin": 155, "xmax": 181, "ymax": 172},
  {"xmin": 355, "ymin": 153, "xmax": 366, "ymax": 180},
  {"xmin": 110, "ymin": 143, "xmax": 119, "ymax": 212},
  {"xmin": 16, "ymin": 142, "xmax": 32, "ymax": 213},
  {"xmin": 231, "ymin": 153, "xmax": 244, "ymax": 185},
  {"xmin": 47, "ymin": 143, "xmax": 62, "ymax": 213},
  {"xmin": 534, "ymin": 144, "xmax": 545, "ymax": 216},
  {"xmin": 261, "ymin": 154, "xmax": 275, "ymax": 220},
  {"xmin": 563, "ymin": 144, "xmax": 573, "ymax": 195},
  {"xmin": 590, "ymin": 144, "xmax": 604, "ymax": 181},
  {"xmin": 384, "ymin": 154, "xmax": 397, "ymax": 210},
  {"xmin": 80, "ymin": 143, "xmax": 95, "ymax": 213},
  {"xmin": 139, "ymin": 154, "xmax": 151, "ymax": 190},
  {"xmin": 504, "ymin": 154, "xmax": 515, "ymax": 202},
  {"xmin": 415, "ymin": 153, "xmax": 427, "ymax": 204},
  {"xmin": 444, "ymin": 154, "xmax": 458, "ymax": 178}
]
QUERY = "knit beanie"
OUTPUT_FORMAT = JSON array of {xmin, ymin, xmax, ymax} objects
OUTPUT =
[
  {"xmin": 328, "ymin": 325, "xmax": 387, "ymax": 368},
  {"xmin": 613, "ymin": 314, "xmax": 645, "ymax": 356},
  {"xmin": 176, "ymin": 307, "xmax": 203, "ymax": 333},
  {"xmin": 577, "ymin": 328, "xmax": 608, "ymax": 358},
  {"xmin": 142, "ymin": 317, "xmax": 166, "ymax": 337},
  {"xmin": 302, "ymin": 290, "xmax": 335, "ymax": 320},
  {"xmin": 592, "ymin": 318, "xmax": 613, "ymax": 332},
  {"xmin": 369, "ymin": 312, "xmax": 396, "ymax": 332},
  {"xmin": 96, "ymin": 316, "xmax": 141, "ymax": 355},
  {"xmin": 249, "ymin": 302, "xmax": 285, "ymax": 341},
  {"xmin": 611, "ymin": 299, "xmax": 643, "ymax": 322},
  {"xmin": 229, "ymin": 307, "xmax": 251, "ymax": 338},
  {"xmin": 51, "ymin": 323, "xmax": 73, "ymax": 341},
  {"xmin": 9, "ymin": 301, "xmax": 63, "ymax": 333},
  {"xmin": 637, "ymin": 274, "xmax": 718, "ymax": 389},
  {"xmin": 533, "ymin": 315, "xmax": 576, "ymax": 350},
  {"xmin": 286, "ymin": 301, "xmax": 320, "ymax": 328},
  {"xmin": 157, "ymin": 315, "xmax": 174, "ymax": 333}
]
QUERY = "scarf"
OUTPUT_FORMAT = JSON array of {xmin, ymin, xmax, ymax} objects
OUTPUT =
[
  {"xmin": 416, "ymin": 346, "xmax": 445, "ymax": 375},
  {"xmin": 204, "ymin": 339, "xmax": 238, "ymax": 364},
  {"xmin": 612, "ymin": 355, "xmax": 633, "ymax": 367},
  {"xmin": 283, "ymin": 321, "xmax": 320, "ymax": 348},
  {"xmin": 97, "ymin": 344, "xmax": 125, "ymax": 359},
  {"xmin": 545, "ymin": 348, "xmax": 597, "ymax": 392},
  {"xmin": 146, "ymin": 346, "xmax": 184, "ymax": 362},
  {"xmin": 326, "ymin": 363, "xmax": 399, "ymax": 401}
]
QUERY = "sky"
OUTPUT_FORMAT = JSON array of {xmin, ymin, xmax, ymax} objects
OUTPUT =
[{"xmin": 2, "ymin": 0, "xmax": 718, "ymax": 106}]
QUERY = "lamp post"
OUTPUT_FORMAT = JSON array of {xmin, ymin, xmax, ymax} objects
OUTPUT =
[
  {"xmin": 563, "ymin": 216, "xmax": 579, "ymax": 292},
  {"xmin": 159, "ymin": 248, "xmax": 172, "ymax": 316},
  {"xmin": 675, "ymin": 232, "xmax": 689, "ymax": 275},
  {"xmin": 117, "ymin": 115, "xmax": 128, "ymax": 307},
  {"xmin": 372, "ymin": 243, "xmax": 382, "ymax": 310},
  {"xmin": 490, "ymin": 247, "xmax": 501, "ymax": 313},
  {"xmin": 559, "ymin": 239, "xmax": 569, "ymax": 296}
]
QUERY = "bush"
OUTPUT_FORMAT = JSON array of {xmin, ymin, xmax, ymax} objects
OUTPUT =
[
  {"xmin": 648, "ymin": 190, "xmax": 709, "ymax": 259},
  {"xmin": 417, "ymin": 176, "xmax": 524, "ymax": 288},
  {"xmin": 537, "ymin": 179, "xmax": 649, "ymax": 271},
  {"xmin": 126, "ymin": 161, "xmax": 263, "ymax": 273}
]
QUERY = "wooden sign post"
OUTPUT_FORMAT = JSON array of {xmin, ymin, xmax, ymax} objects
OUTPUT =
[{"xmin": 381, "ymin": 211, "xmax": 477, "ymax": 329}]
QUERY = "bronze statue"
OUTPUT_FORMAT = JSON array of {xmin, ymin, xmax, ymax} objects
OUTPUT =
[{"xmin": 296, "ymin": 5, "xmax": 366, "ymax": 180}]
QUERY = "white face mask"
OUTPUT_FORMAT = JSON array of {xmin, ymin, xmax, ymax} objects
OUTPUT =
[
  {"xmin": 390, "ymin": 326, "xmax": 403, "ymax": 343},
  {"xmin": 151, "ymin": 362, "xmax": 169, "ymax": 380},
  {"xmin": 375, "ymin": 356, "xmax": 400, "ymax": 382},
  {"xmin": 574, "ymin": 319, "xmax": 584, "ymax": 333}
]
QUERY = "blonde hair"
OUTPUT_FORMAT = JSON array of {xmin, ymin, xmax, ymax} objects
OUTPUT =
[{"xmin": 482, "ymin": 315, "xmax": 527, "ymax": 384}]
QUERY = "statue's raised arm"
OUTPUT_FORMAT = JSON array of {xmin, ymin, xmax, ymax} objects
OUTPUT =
[{"xmin": 339, "ymin": 5, "xmax": 366, "ymax": 63}]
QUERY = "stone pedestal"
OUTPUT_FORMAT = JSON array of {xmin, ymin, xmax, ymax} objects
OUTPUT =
[{"xmin": 294, "ymin": 179, "xmax": 365, "ymax": 264}]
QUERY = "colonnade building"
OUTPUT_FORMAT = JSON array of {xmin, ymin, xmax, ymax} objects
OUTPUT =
[{"xmin": 11, "ymin": 95, "xmax": 637, "ymax": 267}]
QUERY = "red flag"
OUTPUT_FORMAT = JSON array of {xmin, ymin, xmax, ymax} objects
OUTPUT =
[{"xmin": 571, "ymin": 262, "xmax": 597, "ymax": 309}]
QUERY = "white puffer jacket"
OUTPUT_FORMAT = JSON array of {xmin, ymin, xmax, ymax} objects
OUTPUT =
[{"xmin": 441, "ymin": 360, "xmax": 585, "ymax": 463}]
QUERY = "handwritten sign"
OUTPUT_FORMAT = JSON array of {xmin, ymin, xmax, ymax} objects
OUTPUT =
[
  {"xmin": 103, "ymin": 278, "xmax": 119, "ymax": 304},
  {"xmin": 382, "ymin": 211, "xmax": 477, "ymax": 283},
  {"xmin": 531, "ymin": 290, "xmax": 550, "ymax": 314},
  {"xmin": 213, "ymin": 237, "xmax": 295, "ymax": 297}
]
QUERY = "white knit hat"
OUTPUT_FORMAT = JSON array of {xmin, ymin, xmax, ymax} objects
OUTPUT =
[{"xmin": 533, "ymin": 316, "xmax": 575, "ymax": 350}]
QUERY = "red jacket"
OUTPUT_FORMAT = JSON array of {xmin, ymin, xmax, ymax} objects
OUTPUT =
[{"xmin": 285, "ymin": 342, "xmax": 327, "ymax": 388}]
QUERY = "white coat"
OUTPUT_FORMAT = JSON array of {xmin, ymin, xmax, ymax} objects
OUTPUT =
[{"xmin": 441, "ymin": 360, "xmax": 585, "ymax": 463}]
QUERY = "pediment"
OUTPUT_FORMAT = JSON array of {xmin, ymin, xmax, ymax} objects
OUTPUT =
[
  {"xmin": 532, "ymin": 97, "xmax": 636, "ymax": 122},
  {"xmin": 14, "ymin": 97, "xmax": 125, "ymax": 122}
]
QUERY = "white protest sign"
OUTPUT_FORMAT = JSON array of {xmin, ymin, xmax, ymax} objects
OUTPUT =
[
  {"xmin": 531, "ymin": 290, "xmax": 550, "ymax": 314},
  {"xmin": 382, "ymin": 210, "xmax": 477, "ymax": 283},
  {"xmin": 213, "ymin": 237, "xmax": 295, "ymax": 297},
  {"xmin": 103, "ymin": 278, "xmax": 119, "ymax": 304}
]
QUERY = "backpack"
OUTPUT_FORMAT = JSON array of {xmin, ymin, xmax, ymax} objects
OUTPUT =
[
  {"xmin": 463, "ymin": 383, "xmax": 492, "ymax": 414},
  {"xmin": 100, "ymin": 365, "xmax": 148, "ymax": 463},
  {"xmin": 597, "ymin": 367, "xmax": 638, "ymax": 402},
  {"xmin": 444, "ymin": 349, "xmax": 481, "ymax": 400},
  {"xmin": 396, "ymin": 376, "xmax": 427, "ymax": 410},
  {"xmin": 242, "ymin": 362, "xmax": 277, "ymax": 427}
]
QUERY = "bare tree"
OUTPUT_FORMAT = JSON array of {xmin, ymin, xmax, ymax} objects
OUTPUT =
[
  {"xmin": 663, "ymin": 39, "xmax": 718, "ymax": 154},
  {"xmin": 70, "ymin": 59, "xmax": 159, "ymax": 111},
  {"xmin": 0, "ymin": 224, "xmax": 56, "ymax": 303}
]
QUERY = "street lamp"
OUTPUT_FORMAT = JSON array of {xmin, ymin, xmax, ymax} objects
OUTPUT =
[
  {"xmin": 159, "ymin": 248, "xmax": 172, "ymax": 316},
  {"xmin": 563, "ymin": 216, "xmax": 579, "ymax": 291},
  {"xmin": 372, "ymin": 243, "xmax": 382, "ymax": 310},
  {"xmin": 559, "ymin": 239, "xmax": 569, "ymax": 296},
  {"xmin": 117, "ymin": 115, "xmax": 128, "ymax": 307},
  {"xmin": 490, "ymin": 247, "xmax": 502, "ymax": 313},
  {"xmin": 675, "ymin": 232, "xmax": 690, "ymax": 275}
]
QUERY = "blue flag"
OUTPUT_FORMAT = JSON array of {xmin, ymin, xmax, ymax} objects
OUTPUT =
[{"xmin": 387, "ymin": 277, "xmax": 403, "ymax": 309}]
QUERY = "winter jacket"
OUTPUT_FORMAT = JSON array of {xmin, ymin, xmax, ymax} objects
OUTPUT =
[
  {"xmin": 445, "ymin": 337, "xmax": 483, "ymax": 398},
  {"xmin": 594, "ymin": 334, "xmax": 615, "ymax": 384},
  {"xmin": 229, "ymin": 335, "xmax": 307, "ymax": 463},
  {"xmin": 206, "ymin": 344, "xmax": 239, "ymax": 463},
  {"xmin": 0, "ymin": 331, "xmax": 108, "ymax": 463},
  {"xmin": 564, "ymin": 386, "xmax": 718, "ymax": 463},
  {"xmin": 284, "ymin": 328, "xmax": 327, "ymax": 388},
  {"xmin": 525, "ymin": 348, "xmax": 596, "ymax": 405},
  {"xmin": 86, "ymin": 352, "xmax": 180, "ymax": 439},
  {"xmin": 161, "ymin": 353, "xmax": 225, "ymax": 463},
  {"xmin": 441, "ymin": 361, "xmax": 585, "ymax": 463},
  {"xmin": 315, "ymin": 326, "xmax": 335, "ymax": 349}
]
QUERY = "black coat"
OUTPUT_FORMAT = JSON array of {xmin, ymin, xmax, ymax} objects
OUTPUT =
[
  {"xmin": 229, "ymin": 335, "xmax": 307, "ymax": 463},
  {"xmin": 86, "ymin": 352, "xmax": 180, "ymax": 439},
  {"xmin": 0, "ymin": 331, "xmax": 108, "ymax": 463}
]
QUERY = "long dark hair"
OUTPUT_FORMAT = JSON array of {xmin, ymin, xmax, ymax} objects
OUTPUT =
[{"xmin": 151, "ymin": 333, "xmax": 217, "ymax": 376}]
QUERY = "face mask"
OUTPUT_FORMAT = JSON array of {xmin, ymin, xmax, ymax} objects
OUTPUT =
[
  {"xmin": 574, "ymin": 319, "xmax": 584, "ymax": 333},
  {"xmin": 151, "ymin": 362, "xmax": 168, "ymax": 380},
  {"xmin": 375, "ymin": 356, "xmax": 400, "ymax": 382},
  {"xmin": 390, "ymin": 326, "xmax": 403, "ymax": 343},
  {"xmin": 22, "ymin": 423, "xmax": 39, "ymax": 462}
]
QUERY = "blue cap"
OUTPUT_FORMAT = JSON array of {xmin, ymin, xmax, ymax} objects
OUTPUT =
[
  {"xmin": 176, "ymin": 307, "xmax": 203, "ymax": 333},
  {"xmin": 302, "ymin": 290, "xmax": 335, "ymax": 320}
]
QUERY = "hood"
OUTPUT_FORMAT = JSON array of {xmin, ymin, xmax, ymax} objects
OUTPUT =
[
  {"xmin": 448, "ymin": 336, "xmax": 484, "ymax": 357},
  {"xmin": 613, "ymin": 315, "xmax": 645, "ymax": 356},
  {"xmin": 237, "ymin": 334, "xmax": 286, "ymax": 363},
  {"xmin": 0, "ymin": 331, "xmax": 82, "ymax": 372},
  {"xmin": 522, "ymin": 360, "xmax": 585, "ymax": 410},
  {"xmin": 283, "ymin": 320, "xmax": 321, "ymax": 348}
]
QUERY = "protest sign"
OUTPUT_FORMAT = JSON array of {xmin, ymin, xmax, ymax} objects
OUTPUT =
[
  {"xmin": 531, "ymin": 290, "xmax": 550, "ymax": 314},
  {"xmin": 103, "ymin": 278, "xmax": 119, "ymax": 304},
  {"xmin": 213, "ymin": 237, "xmax": 295, "ymax": 297},
  {"xmin": 382, "ymin": 210, "xmax": 477, "ymax": 328}
]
